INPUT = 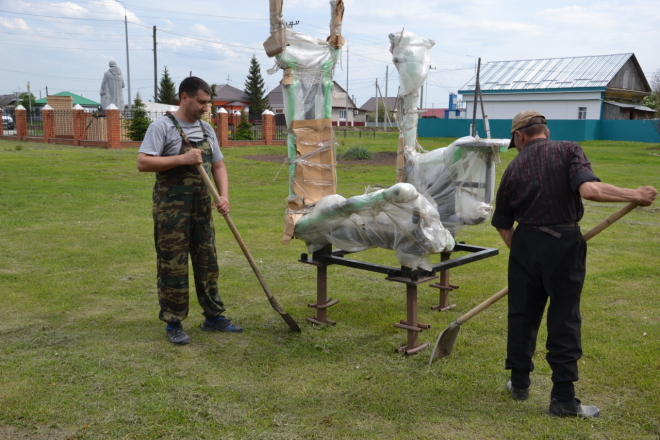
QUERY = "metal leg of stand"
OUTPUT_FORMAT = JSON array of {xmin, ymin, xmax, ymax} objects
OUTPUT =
[
  {"xmin": 306, "ymin": 246, "xmax": 338, "ymax": 325},
  {"xmin": 430, "ymin": 251, "xmax": 458, "ymax": 311},
  {"xmin": 394, "ymin": 283, "xmax": 430, "ymax": 355}
]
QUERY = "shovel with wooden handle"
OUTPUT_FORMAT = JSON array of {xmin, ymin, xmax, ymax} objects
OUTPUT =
[
  {"xmin": 195, "ymin": 163, "xmax": 301, "ymax": 332},
  {"xmin": 429, "ymin": 202, "xmax": 639, "ymax": 364}
]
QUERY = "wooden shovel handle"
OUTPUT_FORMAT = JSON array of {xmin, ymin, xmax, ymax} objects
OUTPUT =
[
  {"xmin": 456, "ymin": 202, "xmax": 639, "ymax": 325},
  {"xmin": 582, "ymin": 202, "xmax": 638, "ymax": 241},
  {"xmin": 195, "ymin": 164, "xmax": 282, "ymax": 310}
]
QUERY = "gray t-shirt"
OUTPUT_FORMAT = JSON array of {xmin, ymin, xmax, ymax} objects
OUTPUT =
[{"xmin": 138, "ymin": 115, "xmax": 223, "ymax": 162}]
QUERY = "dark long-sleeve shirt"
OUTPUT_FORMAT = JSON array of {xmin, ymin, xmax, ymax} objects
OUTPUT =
[{"xmin": 491, "ymin": 138, "xmax": 600, "ymax": 229}]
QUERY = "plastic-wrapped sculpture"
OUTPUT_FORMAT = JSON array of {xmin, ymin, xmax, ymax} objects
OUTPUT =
[{"xmin": 264, "ymin": 2, "xmax": 508, "ymax": 270}]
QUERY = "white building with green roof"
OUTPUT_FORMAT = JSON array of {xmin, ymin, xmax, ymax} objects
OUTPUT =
[{"xmin": 34, "ymin": 92, "xmax": 101, "ymax": 110}]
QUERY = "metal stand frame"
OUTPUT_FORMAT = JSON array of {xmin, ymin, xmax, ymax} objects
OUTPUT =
[
  {"xmin": 429, "ymin": 251, "xmax": 459, "ymax": 311},
  {"xmin": 299, "ymin": 243, "xmax": 498, "ymax": 354}
]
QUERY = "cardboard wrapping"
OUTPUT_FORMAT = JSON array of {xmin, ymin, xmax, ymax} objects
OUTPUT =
[
  {"xmin": 291, "ymin": 118, "xmax": 336, "ymax": 204},
  {"xmin": 264, "ymin": 29, "xmax": 288, "ymax": 57},
  {"xmin": 264, "ymin": 0, "xmax": 288, "ymax": 57},
  {"xmin": 326, "ymin": 35, "xmax": 345, "ymax": 49},
  {"xmin": 282, "ymin": 197, "xmax": 306, "ymax": 244},
  {"xmin": 280, "ymin": 67, "xmax": 294, "ymax": 86}
]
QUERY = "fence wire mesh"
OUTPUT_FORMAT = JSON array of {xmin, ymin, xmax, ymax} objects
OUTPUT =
[
  {"xmin": 54, "ymin": 109, "xmax": 74, "ymax": 140},
  {"xmin": 120, "ymin": 110, "xmax": 170, "ymax": 142},
  {"xmin": 26, "ymin": 109, "xmax": 43, "ymax": 138}
]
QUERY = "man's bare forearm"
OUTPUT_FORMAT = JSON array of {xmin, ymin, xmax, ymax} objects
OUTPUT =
[
  {"xmin": 137, "ymin": 149, "xmax": 203, "ymax": 173},
  {"xmin": 496, "ymin": 227, "xmax": 514, "ymax": 249},
  {"xmin": 579, "ymin": 181, "xmax": 657, "ymax": 206},
  {"xmin": 211, "ymin": 160, "xmax": 230, "ymax": 215}
]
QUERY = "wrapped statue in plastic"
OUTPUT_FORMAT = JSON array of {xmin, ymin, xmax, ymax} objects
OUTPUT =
[
  {"xmin": 390, "ymin": 30, "xmax": 509, "ymax": 235},
  {"xmin": 263, "ymin": 4, "xmax": 506, "ymax": 269}
]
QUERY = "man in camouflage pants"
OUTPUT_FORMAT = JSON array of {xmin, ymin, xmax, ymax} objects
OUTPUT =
[{"xmin": 137, "ymin": 76, "xmax": 243, "ymax": 345}]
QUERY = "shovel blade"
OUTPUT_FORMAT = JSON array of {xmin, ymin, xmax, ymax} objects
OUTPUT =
[
  {"xmin": 429, "ymin": 321, "xmax": 462, "ymax": 364},
  {"xmin": 280, "ymin": 311, "xmax": 301, "ymax": 332}
]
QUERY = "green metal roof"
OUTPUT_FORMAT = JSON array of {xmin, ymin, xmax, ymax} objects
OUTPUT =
[{"xmin": 35, "ymin": 91, "xmax": 100, "ymax": 106}]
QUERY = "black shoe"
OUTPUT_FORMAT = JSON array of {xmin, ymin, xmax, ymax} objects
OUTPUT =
[
  {"xmin": 166, "ymin": 323, "xmax": 190, "ymax": 345},
  {"xmin": 201, "ymin": 316, "xmax": 243, "ymax": 333},
  {"xmin": 506, "ymin": 380, "xmax": 529, "ymax": 401},
  {"xmin": 549, "ymin": 398, "xmax": 600, "ymax": 418}
]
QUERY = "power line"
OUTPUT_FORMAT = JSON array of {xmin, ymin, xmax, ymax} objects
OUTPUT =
[
  {"xmin": 0, "ymin": 42, "xmax": 147, "ymax": 51},
  {"xmin": 0, "ymin": 9, "xmax": 122, "ymax": 22},
  {"xmin": 17, "ymin": 0, "xmax": 268, "ymax": 21}
]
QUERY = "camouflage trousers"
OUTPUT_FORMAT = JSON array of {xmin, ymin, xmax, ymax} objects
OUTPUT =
[{"xmin": 153, "ymin": 171, "xmax": 226, "ymax": 324}]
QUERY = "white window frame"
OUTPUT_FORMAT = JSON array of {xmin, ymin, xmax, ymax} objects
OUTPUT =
[
  {"xmin": 578, "ymin": 107, "xmax": 587, "ymax": 120},
  {"xmin": 339, "ymin": 110, "xmax": 347, "ymax": 120}
]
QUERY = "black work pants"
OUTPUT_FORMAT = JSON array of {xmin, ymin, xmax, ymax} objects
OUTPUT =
[{"xmin": 506, "ymin": 225, "xmax": 587, "ymax": 401}]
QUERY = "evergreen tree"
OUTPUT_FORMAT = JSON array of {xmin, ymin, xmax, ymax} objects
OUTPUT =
[
  {"xmin": 210, "ymin": 84, "xmax": 217, "ymax": 116},
  {"xmin": 244, "ymin": 55, "xmax": 270, "ymax": 119},
  {"xmin": 158, "ymin": 66, "xmax": 177, "ymax": 104},
  {"xmin": 234, "ymin": 110, "xmax": 254, "ymax": 140},
  {"xmin": 127, "ymin": 93, "xmax": 151, "ymax": 141}
]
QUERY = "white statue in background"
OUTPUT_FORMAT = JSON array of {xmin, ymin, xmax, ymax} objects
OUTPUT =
[{"xmin": 100, "ymin": 60, "xmax": 125, "ymax": 110}]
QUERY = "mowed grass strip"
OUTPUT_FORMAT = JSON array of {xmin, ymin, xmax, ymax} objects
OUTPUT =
[{"xmin": 0, "ymin": 137, "xmax": 658, "ymax": 439}]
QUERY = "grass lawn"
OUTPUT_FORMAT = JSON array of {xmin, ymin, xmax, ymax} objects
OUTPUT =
[{"xmin": 0, "ymin": 135, "xmax": 659, "ymax": 439}]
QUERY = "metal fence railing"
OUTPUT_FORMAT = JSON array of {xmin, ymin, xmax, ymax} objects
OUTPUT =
[
  {"xmin": 251, "ymin": 122, "xmax": 262, "ymax": 140},
  {"xmin": 335, "ymin": 128, "xmax": 379, "ymax": 138},
  {"xmin": 119, "ymin": 110, "xmax": 170, "ymax": 142},
  {"xmin": 228, "ymin": 123, "xmax": 235, "ymax": 140},
  {"xmin": 26, "ymin": 108, "xmax": 43, "ymax": 137},
  {"xmin": 275, "ymin": 124, "xmax": 287, "ymax": 140}
]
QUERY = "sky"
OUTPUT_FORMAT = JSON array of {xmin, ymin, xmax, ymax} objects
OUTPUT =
[{"xmin": 1, "ymin": 0, "xmax": 659, "ymax": 109}]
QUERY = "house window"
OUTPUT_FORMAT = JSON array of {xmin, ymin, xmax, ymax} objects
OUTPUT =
[
  {"xmin": 339, "ymin": 110, "xmax": 347, "ymax": 120},
  {"xmin": 578, "ymin": 107, "xmax": 587, "ymax": 119}
]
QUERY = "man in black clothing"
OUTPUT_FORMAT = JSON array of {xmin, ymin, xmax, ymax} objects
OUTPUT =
[{"xmin": 492, "ymin": 110, "xmax": 657, "ymax": 418}]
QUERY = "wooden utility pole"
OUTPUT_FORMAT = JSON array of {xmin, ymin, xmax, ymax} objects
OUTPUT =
[
  {"xmin": 345, "ymin": 40, "xmax": 349, "ymax": 127},
  {"xmin": 419, "ymin": 84, "xmax": 424, "ymax": 110},
  {"xmin": 385, "ymin": 65, "xmax": 388, "ymax": 112},
  {"xmin": 471, "ymin": 57, "xmax": 482, "ymax": 137},
  {"xmin": 375, "ymin": 78, "xmax": 379, "ymax": 127},
  {"xmin": 153, "ymin": 26, "xmax": 158, "ymax": 102}
]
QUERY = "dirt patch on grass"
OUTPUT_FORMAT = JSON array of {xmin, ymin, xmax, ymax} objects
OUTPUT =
[{"xmin": 244, "ymin": 151, "xmax": 397, "ymax": 166}]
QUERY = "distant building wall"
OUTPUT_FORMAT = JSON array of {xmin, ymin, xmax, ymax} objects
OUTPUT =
[
  {"xmin": 462, "ymin": 90, "xmax": 604, "ymax": 120},
  {"xmin": 418, "ymin": 118, "xmax": 660, "ymax": 143}
]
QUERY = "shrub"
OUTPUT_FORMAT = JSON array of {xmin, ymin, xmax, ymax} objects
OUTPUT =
[
  {"xmin": 341, "ymin": 145, "xmax": 373, "ymax": 160},
  {"xmin": 126, "ymin": 95, "xmax": 151, "ymax": 141},
  {"xmin": 233, "ymin": 111, "xmax": 254, "ymax": 140}
]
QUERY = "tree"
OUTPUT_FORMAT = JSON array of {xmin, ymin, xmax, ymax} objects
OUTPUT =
[
  {"xmin": 210, "ymin": 83, "xmax": 217, "ymax": 116},
  {"xmin": 642, "ymin": 68, "xmax": 660, "ymax": 113},
  {"xmin": 158, "ymin": 66, "xmax": 177, "ymax": 104},
  {"xmin": 233, "ymin": 110, "xmax": 254, "ymax": 140},
  {"xmin": 367, "ymin": 101, "xmax": 393, "ymax": 122},
  {"xmin": 642, "ymin": 69, "xmax": 660, "ymax": 137},
  {"xmin": 244, "ymin": 55, "xmax": 270, "ymax": 119},
  {"xmin": 126, "ymin": 93, "xmax": 151, "ymax": 141},
  {"xmin": 18, "ymin": 92, "xmax": 36, "ymax": 110}
]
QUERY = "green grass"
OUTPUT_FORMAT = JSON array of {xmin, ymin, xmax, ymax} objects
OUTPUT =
[{"xmin": 0, "ymin": 136, "xmax": 659, "ymax": 439}]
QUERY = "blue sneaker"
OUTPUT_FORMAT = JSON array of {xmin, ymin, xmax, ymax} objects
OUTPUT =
[
  {"xmin": 166, "ymin": 323, "xmax": 190, "ymax": 345},
  {"xmin": 201, "ymin": 316, "xmax": 243, "ymax": 333}
]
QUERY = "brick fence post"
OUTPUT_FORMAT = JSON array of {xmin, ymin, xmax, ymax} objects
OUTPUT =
[
  {"xmin": 72, "ymin": 105, "xmax": 87, "ymax": 146},
  {"xmin": 15, "ymin": 105, "xmax": 28, "ymax": 141},
  {"xmin": 217, "ymin": 108, "xmax": 228, "ymax": 148},
  {"xmin": 0, "ymin": 109, "xmax": 3, "ymax": 136},
  {"xmin": 262, "ymin": 111, "xmax": 274, "ymax": 145},
  {"xmin": 105, "ymin": 104, "xmax": 121, "ymax": 149},
  {"xmin": 42, "ymin": 105, "xmax": 55, "ymax": 143}
]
